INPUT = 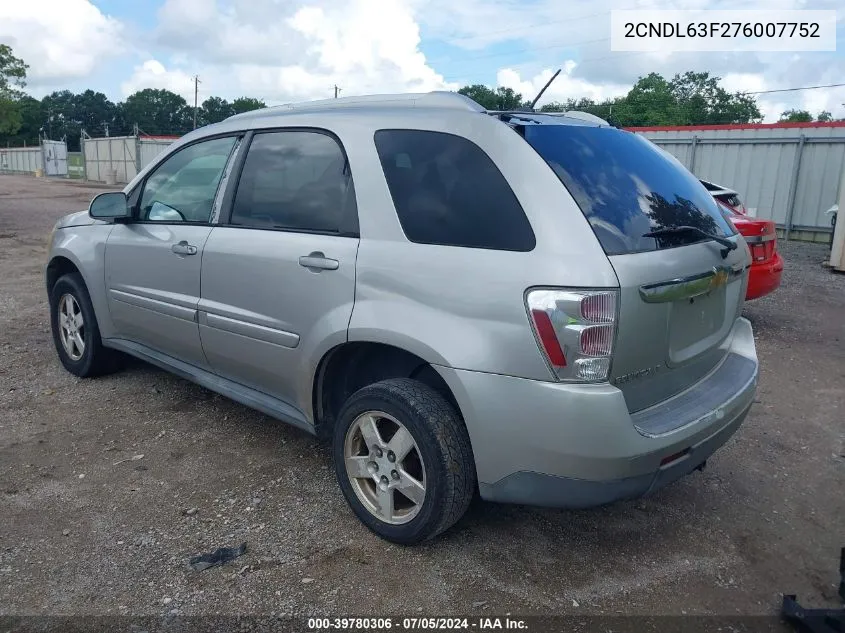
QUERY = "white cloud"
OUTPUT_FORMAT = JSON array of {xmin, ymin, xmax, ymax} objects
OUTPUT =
[
  {"xmin": 0, "ymin": 0, "xmax": 123, "ymax": 84},
  {"xmin": 143, "ymin": 0, "xmax": 456, "ymax": 103},
  {"xmin": 415, "ymin": 0, "xmax": 845, "ymax": 121},
  {"xmin": 121, "ymin": 60, "xmax": 196, "ymax": 102},
  {"xmin": 6, "ymin": 0, "xmax": 842, "ymax": 122},
  {"xmin": 497, "ymin": 64, "xmax": 630, "ymax": 107}
]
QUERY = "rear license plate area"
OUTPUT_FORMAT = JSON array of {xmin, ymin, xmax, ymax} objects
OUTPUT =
[{"xmin": 669, "ymin": 290, "xmax": 726, "ymax": 358}]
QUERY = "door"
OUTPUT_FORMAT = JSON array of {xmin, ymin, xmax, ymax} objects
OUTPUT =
[
  {"xmin": 105, "ymin": 135, "xmax": 239, "ymax": 368},
  {"xmin": 42, "ymin": 140, "xmax": 68, "ymax": 177},
  {"xmin": 199, "ymin": 130, "xmax": 359, "ymax": 410}
]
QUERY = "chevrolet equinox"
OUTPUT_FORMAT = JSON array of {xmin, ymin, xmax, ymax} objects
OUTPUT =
[{"xmin": 46, "ymin": 92, "xmax": 758, "ymax": 544}]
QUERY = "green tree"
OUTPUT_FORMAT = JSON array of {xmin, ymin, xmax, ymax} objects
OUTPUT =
[
  {"xmin": 0, "ymin": 44, "xmax": 29, "ymax": 136},
  {"xmin": 458, "ymin": 84, "xmax": 526, "ymax": 110},
  {"xmin": 120, "ymin": 88, "xmax": 191, "ymax": 135},
  {"xmin": 816, "ymin": 110, "xmax": 833, "ymax": 122},
  {"xmin": 779, "ymin": 109, "xmax": 813, "ymax": 123},
  {"xmin": 39, "ymin": 89, "xmax": 118, "ymax": 147},
  {"xmin": 40, "ymin": 90, "xmax": 81, "ymax": 143},
  {"xmin": 74, "ymin": 90, "xmax": 118, "ymax": 135},
  {"xmin": 5, "ymin": 95, "xmax": 44, "ymax": 146},
  {"xmin": 200, "ymin": 96, "xmax": 234, "ymax": 125},
  {"xmin": 539, "ymin": 97, "xmax": 618, "ymax": 122},
  {"xmin": 614, "ymin": 73, "xmax": 675, "ymax": 127},
  {"xmin": 668, "ymin": 71, "xmax": 760, "ymax": 125},
  {"xmin": 231, "ymin": 97, "xmax": 266, "ymax": 115}
]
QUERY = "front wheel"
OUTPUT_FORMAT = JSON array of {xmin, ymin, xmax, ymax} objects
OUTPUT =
[
  {"xmin": 332, "ymin": 378, "xmax": 475, "ymax": 544},
  {"xmin": 49, "ymin": 273, "xmax": 122, "ymax": 377}
]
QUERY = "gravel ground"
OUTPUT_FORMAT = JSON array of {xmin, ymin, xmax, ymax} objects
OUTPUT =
[{"xmin": 1, "ymin": 174, "xmax": 843, "ymax": 618}]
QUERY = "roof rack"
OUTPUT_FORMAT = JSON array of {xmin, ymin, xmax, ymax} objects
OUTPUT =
[{"xmin": 226, "ymin": 91, "xmax": 486, "ymax": 121}]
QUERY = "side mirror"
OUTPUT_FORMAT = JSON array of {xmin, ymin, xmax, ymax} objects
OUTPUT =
[{"xmin": 89, "ymin": 191, "xmax": 131, "ymax": 220}]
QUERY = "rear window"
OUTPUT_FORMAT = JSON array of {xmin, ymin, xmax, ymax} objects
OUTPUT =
[
  {"xmin": 522, "ymin": 125, "xmax": 736, "ymax": 255},
  {"xmin": 374, "ymin": 130, "xmax": 535, "ymax": 252}
]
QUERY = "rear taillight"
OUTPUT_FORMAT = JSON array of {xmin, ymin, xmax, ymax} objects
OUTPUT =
[
  {"xmin": 748, "ymin": 226, "xmax": 777, "ymax": 262},
  {"xmin": 526, "ymin": 289, "xmax": 618, "ymax": 382},
  {"xmin": 750, "ymin": 243, "xmax": 767, "ymax": 262}
]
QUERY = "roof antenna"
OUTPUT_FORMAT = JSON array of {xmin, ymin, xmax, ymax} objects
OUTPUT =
[{"xmin": 529, "ymin": 68, "xmax": 561, "ymax": 111}]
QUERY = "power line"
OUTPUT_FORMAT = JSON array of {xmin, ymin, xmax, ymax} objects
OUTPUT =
[{"xmin": 743, "ymin": 82, "xmax": 845, "ymax": 95}]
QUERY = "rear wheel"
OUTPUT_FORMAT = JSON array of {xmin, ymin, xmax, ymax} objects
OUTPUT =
[
  {"xmin": 49, "ymin": 273, "xmax": 122, "ymax": 377},
  {"xmin": 332, "ymin": 378, "xmax": 475, "ymax": 544}
]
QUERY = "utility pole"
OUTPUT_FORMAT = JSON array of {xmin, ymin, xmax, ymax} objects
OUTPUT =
[
  {"xmin": 193, "ymin": 75, "xmax": 202, "ymax": 129},
  {"xmin": 334, "ymin": 85, "xmax": 342, "ymax": 99}
]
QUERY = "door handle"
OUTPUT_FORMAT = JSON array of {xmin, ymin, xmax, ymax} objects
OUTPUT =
[
  {"xmin": 171, "ymin": 240, "xmax": 198, "ymax": 256},
  {"xmin": 299, "ymin": 252, "xmax": 339, "ymax": 272}
]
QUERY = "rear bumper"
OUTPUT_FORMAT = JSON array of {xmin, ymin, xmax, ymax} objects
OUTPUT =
[
  {"xmin": 476, "ymin": 406, "xmax": 749, "ymax": 507},
  {"xmin": 434, "ymin": 317, "xmax": 758, "ymax": 508},
  {"xmin": 746, "ymin": 252, "xmax": 783, "ymax": 301}
]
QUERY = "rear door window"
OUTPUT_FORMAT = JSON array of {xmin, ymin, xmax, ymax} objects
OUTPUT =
[
  {"xmin": 374, "ymin": 130, "xmax": 535, "ymax": 251},
  {"xmin": 229, "ymin": 130, "xmax": 357, "ymax": 234},
  {"xmin": 522, "ymin": 125, "xmax": 736, "ymax": 255}
]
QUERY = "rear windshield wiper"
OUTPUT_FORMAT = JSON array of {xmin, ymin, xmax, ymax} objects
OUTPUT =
[{"xmin": 643, "ymin": 225, "xmax": 737, "ymax": 258}]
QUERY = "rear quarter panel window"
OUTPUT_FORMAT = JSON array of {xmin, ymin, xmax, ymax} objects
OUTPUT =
[{"xmin": 374, "ymin": 130, "xmax": 535, "ymax": 252}]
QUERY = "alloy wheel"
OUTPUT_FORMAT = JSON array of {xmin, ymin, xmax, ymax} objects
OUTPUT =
[
  {"xmin": 58, "ymin": 293, "xmax": 85, "ymax": 361},
  {"xmin": 343, "ymin": 410, "xmax": 427, "ymax": 525}
]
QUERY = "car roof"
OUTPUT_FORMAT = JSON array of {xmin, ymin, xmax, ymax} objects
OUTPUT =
[
  {"xmin": 220, "ymin": 91, "xmax": 610, "ymax": 128},
  {"xmin": 225, "ymin": 91, "xmax": 486, "ymax": 122},
  {"xmin": 170, "ymin": 91, "xmax": 614, "ymax": 154}
]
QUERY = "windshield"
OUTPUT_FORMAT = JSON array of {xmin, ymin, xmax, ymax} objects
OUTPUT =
[{"xmin": 522, "ymin": 125, "xmax": 736, "ymax": 255}]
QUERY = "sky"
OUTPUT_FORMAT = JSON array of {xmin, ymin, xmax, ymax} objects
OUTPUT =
[{"xmin": 1, "ymin": 0, "xmax": 844, "ymax": 123}]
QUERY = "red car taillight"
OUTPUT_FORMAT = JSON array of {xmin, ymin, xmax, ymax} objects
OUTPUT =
[
  {"xmin": 749, "ymin": 225, "xmax": 777, "ymax": 262},
  {"xmin": 530, "ymin": 309, "xmax": 566, "ymax": 367},
  {"xmin": 526, "ymin": 289, "xmax": 618, "ymax": 382}
]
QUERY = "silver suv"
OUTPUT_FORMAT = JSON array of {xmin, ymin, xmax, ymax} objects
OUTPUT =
[{"xmin": 46, "ymin": 92, "xmax": 758, "ymax": 544}]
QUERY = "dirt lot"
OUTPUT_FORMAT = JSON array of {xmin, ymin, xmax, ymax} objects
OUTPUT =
[{"xmin": 1, "ymin": 174, "xmax": 843, "ymax": 618}]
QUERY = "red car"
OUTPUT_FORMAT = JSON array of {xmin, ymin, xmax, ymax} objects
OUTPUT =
[{"xmin": 701, "ymin": 180, "xmax": 784, "ymax": 301}]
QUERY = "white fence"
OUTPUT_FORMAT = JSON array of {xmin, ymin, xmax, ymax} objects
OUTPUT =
[
  {"xmin": 634, "ymin": 122, "xmax": 845, "ymax": 239},
  {"xmin": 81, "ymin": 134, "xmax": 178, "ymax": 183},
  {"xmin": 0, "ymin": 147, "xmax": 42, "ymax": 174},
  {"xmin": 1, "ymin": 140, "xmax": 69, "ymax": 177},
  {"xmin": 82, "ymin": 135, "xmax": 137, "ymax": 183}
]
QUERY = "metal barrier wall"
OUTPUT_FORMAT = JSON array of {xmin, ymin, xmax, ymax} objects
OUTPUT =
[
  {"xmin": 1, "ymin": 141, "xmax": 69, "ymax": 177},
  {"xmin": 0, "ymin": 147, "xmax": 42, "ymax": 174},
  {"xmin": 81, "ymin": 135, "xmax": 177, "ymax": 184},
  {"xmin": 631, "ymin": 122, "xmax": 845, "ymax": 239},
  {"xmin": 81, "ymin": 136, "xmax": 138, "ymax": 183}
]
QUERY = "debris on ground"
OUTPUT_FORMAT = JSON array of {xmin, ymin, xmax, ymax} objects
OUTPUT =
[
  {"xmin": 188, "ymin": 542, "xmax": 247, "ymax": 572},
  {"xmin": 782, "ymin": 547, "xmax": 844, "ymax": 633},
  {"xmin": 113, "ymin": 454, "xmax": 144, "ymax": 466}
]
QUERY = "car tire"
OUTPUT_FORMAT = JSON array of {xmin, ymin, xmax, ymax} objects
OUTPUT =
[
  {"xmin": 332, "ymin": 378, "xmax": 475, "ymax": 544},
  {"xmin": 49, "ymin": 273, "xmax": 122, "ymax": 377}
]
